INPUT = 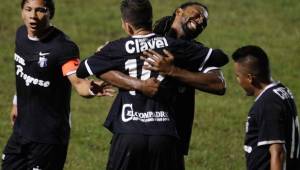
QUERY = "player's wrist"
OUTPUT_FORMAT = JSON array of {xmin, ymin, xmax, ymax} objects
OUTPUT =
[
  {"xmin": 88, "ymin": 81, "xmax": 96, "ymax": 97},
  {"xmin": 166, "ymin": 65, "xmax": 176, "ymax": 76},
  {"xmin": 133, "ymin": 79, "xmax": 144, "ymax": 91}
]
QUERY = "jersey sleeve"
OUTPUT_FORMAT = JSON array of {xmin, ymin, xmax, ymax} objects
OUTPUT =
[
  {"xmin": 168, "ymin": 39, "xmax": 228, "ymax": 72},
  {"xmin": 57, "ymin": 40, "xmax": 80, "ymax": 66},
  {"xmin": 61, "ymin": 58, "xmax": 80, "ymax": 76},
  {"xmin": 76, "ymin": 43, "xmax": 122, "ymax": 78},
  {"xmin": 257, "ymin": 98, "xmax": 285, "ymax": 146},
  {"xmin": 200, "ymin": 49, "xmax": 229, "ymax": 73}
]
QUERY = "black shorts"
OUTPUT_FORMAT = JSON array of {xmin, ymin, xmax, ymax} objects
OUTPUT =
[
  {"xmin": 106, "ymin": 133, "xmax": 181, "ymax": 170},
  {"xmin": 176, "ymin": 152, "xmax": 185, "ymax": 170},
  {"xmin": 1, "ymin": 133, "xmax": 68, "ymax": 170}
]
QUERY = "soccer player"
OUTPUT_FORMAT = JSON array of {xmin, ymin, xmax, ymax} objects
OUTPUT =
[
  {"xmin": 140, "ymin": 2, "xmax": 226, "ymax": 169},
  {"xmin": 1, "ymin": 0, "xmax": 112, "ymax": 169},
  {"xmin": 232, "ymin": 45, "xmax": 300, "ymax": 170},
  {"xmin": 76, "ymin": 0, "xmax": 228, "ymax": 169}
]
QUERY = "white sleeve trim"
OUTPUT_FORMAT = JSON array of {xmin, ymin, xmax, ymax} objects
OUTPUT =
[
  {"xmin": 198, "ymin": 48, "xmax": 213, "ymax": 72},
  {"xmin": 65, "ymin": 70, "xmax": 76, "ymax": 76},
  {"xmin": 13, "ymin": 95, "xmax": 17, "ymax": 105},
  {"xmin": 257, "ymin": 140, "xmax": 285, "ymax": 146},
  {"xmin": 85, "ymin": 59, "xmax": 94, "ymax": 75},
  {"xmin": 203, "ymin": 67, "xmax": 220, "ymax": 73}
]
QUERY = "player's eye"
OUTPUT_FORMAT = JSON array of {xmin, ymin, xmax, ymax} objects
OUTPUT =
[
  {"xmin": 190, "ymin": 14, "xmax": 202, "ymax": 20},
  {"xmin": 24, "ymin": 7, "xmax": 32, "ymax": 12},
  {"xmin": 35, "ymin": 7, "xmax": 48, "ymax": 13}
]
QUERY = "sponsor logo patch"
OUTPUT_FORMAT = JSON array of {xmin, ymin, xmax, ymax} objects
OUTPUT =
[{"xmin": 121, "ymin": 104, "xmax": 170, "ymax": 123}]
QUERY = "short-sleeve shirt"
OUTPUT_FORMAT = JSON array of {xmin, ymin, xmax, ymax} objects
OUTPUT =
[
  {"xmin": 171, "ymin": 40, "xmax": 224, "ymax": 155},
  {"xmin": 244, "ymin": 82, "xmax": 300, "ymax": 170},
  {"xmin": 14, "ymin": 25, "xmax": 79, "ymax": 144},
  {"xmin": 154, "ymin": 22, "xmax": 227, "ymax": 154},
  {"xmin": 77, "ymin": 33, "xmax": 225, "ymax": 137}
]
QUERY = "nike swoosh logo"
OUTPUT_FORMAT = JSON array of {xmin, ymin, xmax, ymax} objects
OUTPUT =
[{"xmin": 39, "ymin": 52, "xmax": 50, "ymax": 56}]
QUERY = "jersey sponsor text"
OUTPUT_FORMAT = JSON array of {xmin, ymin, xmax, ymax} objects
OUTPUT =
[{"xmin": 121, "ymin": 104, "xmax": 170, "ymax": 123}]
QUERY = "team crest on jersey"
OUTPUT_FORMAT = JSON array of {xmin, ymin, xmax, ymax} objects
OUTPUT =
[
  {"xmin": 38, "ymin": 51, "xmax": 49, "ymax": 68},
  {"xmin": 33, "ymin": 166, "xmax": 42, "ymax": 170}
]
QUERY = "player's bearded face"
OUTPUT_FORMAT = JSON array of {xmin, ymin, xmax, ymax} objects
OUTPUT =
[
  {"xmin": 181, "ymin": 6, "xmax": 206, "ymax": 40},
  {"xmin": 182, "ymin": 18, "xmax": 204, "ymax": 40}
]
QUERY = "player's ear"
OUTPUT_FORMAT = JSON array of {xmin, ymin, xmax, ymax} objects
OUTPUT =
[
  {"xmin": 247, "ymin": 73, "xmax": 256, "ymax": 85},
  {"xmin": 121, "ymin": 19, "xmax": 132, "ymax": 35},
  {"xmin": 125, "ymin": 22, "xmax": 135, "ymax": 35},
  {"xmin": 175, "ymin": 8, "xmax": 184, "ymax": 16}
]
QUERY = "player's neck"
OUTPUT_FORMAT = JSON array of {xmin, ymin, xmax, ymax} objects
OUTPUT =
[
  {"xmin": 28, "ymin": 26, "xmax": 52, "ymax": 40},
  {"xmin": 171, "ymin": 19, "xmax": 184, "ymax": 38},
  {"xmin": 254, "ymin": 81, "xmax": 272, "ymax": 97},
  {"xmin": 133, "ymin": 28, "xmax": 152, "ymax": 36}
]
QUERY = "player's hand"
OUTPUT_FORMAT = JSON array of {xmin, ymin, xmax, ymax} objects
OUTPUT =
[
  {"xmin": 141, "ymin": 49, "xmax": 175, "ymax": 75},
  {"xmin": 139, "ymin": 77, "xmax": 160, "ymax": 97},
  {"xmin": 90, "ymin": 80, "xmax": 115, "ymax": 97},
  {"xmin": 96, "ymin": 41, "xmax": 110, "ymax": 52},
  {"xmin": 10, "ymin": 104, "xmax": 17, "ymax": 125}
]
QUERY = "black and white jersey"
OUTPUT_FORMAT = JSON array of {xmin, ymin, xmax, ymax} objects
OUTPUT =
[
  {"xmin": 14, "ymin": 25, "xmax": 79, "ymax": 144},
  {"xmin": 77, "ymin": 33, "xmax": 228, "ymax": 137},
  {"xmin": 244, "ymin": 82, "xmax": 300, "ymax": 170},
  {"xmin": 154, "ymin": 23, "xmax": 227, "ymax": 154},
  {"xmin": 172, "ymin": 40, "xmax": 225, "ymax": 155}
]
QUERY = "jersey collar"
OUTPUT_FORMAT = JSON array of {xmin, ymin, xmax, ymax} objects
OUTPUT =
[
  {"xmin": 255, "ymin": 81, "xmax": 279, "ymax": 102},
  {"xmin": 131, "ymin": 33, "xmax": 155, "ymax": 38},
  {"xmin": 27, "ymin": 25, "xmax": 54, "ymax": 41}
]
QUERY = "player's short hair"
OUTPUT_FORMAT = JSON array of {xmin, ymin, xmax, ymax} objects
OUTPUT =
[
  {"xmin": 179, "ymin": 1, "xmax": 208, "ymax": 12},
  {"xmin": 232, "ymin": 45, "xmax": 271, "ymax": 82},
  {"xmin": 153, "ymin": 2, "xmax": 208, "ymax": 36},
  {"xmin": 120, "ymin": 0, "xmax": 152, "ymax": 30},
  {"xmin": 21, "ymin": 0, "xmax": 55, "ymax": 19}
]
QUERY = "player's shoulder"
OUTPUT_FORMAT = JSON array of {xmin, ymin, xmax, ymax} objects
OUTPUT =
[
  {"xmin": 16, "ymin": 25, "xmax": 26, "ymax": 34},
  {"xmin": 51, "ymin": 27, "xmax": 79, "ymax": 51},
  {"xmin": 269, "ymin": 82, "xmax": 294, "ymax": 101},
  {"xmin": 257, "ymin": 82, "xmax": 289, "ymax": 105},
  {"xmin": 15, "ymin": 25, "xmax": 27, "ymax": 40},
  {"xmin": 97, "ymin": 36, "xmax": 131, "ymax": 56}
]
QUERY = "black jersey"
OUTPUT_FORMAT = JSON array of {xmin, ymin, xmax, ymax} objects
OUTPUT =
[
  {"xmin": 154, "ymin": 19, "xmax": 226, "ymax": 154},
  {"xmin": 172, "ymin": 40, "xmax": 223, "ymax": 155},
  {"xmin": 13, "ymin": 25, "xmax": 79, "ymax": 144},
  {"xmin": 244, "ymin": 82, "xmax": 300, "ymax": 170},
  {"xmin": 77, "ymin": 33, "xmax": 227, "ymax": 137}
]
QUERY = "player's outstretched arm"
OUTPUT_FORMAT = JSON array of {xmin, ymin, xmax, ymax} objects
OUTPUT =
[
  {"xmin": 67, "ymin": 74, "xmax": 114, "ymax": 98},
  {"xmin": 142, "ymin": 49, "xmax": 226, "ymax": 95},
  {"xmin": 100, "ymin": 71, "xmax": 160, "ymax": 97},
  {"xmin": 269, "ymin": 143, "xmax": 285, "ymax": 170}
]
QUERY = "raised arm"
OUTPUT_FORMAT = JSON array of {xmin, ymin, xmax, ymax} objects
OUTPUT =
[
  {"xmin": 166, "ymin": 68, "xmax": 225, "ymax": 95},
  {"xmin": 67, "ymin": 74, "xmax": 114, "ymax": 98},
  {"xmin": 142, "ymin": 49, "xmax": 226, "ymax": 95},
  {"xmin": 62, "ymin": 59, "xmax": 113, "ymax": 98},
  {"xmin": 99, "ymin": 70, "xmax": 160, "ymax": 97}
]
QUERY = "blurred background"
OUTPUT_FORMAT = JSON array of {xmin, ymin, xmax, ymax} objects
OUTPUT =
[{"xmin": 0, "ymin": 0, "xmax": 299, "ymax": 169}]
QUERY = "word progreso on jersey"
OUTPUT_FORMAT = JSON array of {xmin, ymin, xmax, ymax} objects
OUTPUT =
[{"xmin": 15, "ymin": 53, "xmax": 50, "ymax": 87}]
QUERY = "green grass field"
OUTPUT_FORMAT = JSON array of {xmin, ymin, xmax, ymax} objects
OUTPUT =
[{"xmin": 1, "ymin": 0, "xmax": 300, "ymax": 169}]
